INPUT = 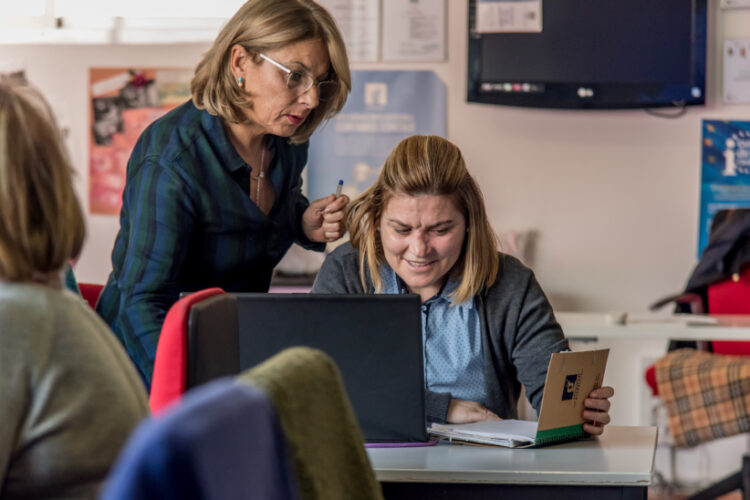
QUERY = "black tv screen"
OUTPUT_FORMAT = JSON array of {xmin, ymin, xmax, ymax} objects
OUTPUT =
[{"xmin": 467, "ymin": 0, "xmax": 707, "ymax": 109}]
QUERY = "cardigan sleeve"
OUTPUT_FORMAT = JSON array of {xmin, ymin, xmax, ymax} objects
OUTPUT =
[
  {"xmin": 311, "ymin": 244, "xmax": 366, "ymax": 294},
  {"xmin": 510, "ymin": 271, "xmax": 569, "ymax": 413}
]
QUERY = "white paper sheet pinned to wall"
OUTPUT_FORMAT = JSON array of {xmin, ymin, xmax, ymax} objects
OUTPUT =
[
  {"xmin": 382, "ymin": 0, "xmax": 446, "ymax": 62},
  {"xmin": 724, "ymin": 39, "xmax": 750, "ymax": 103},
  {"xmin": 475, "ymin": 0, "xmax": 542, "ymax": 34},
  {"xmin": 317, "ymin": 0, "xmax": 380, "ymax": 62}
]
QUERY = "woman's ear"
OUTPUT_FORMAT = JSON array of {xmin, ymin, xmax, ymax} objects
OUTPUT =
[{"xmin": 229, "ymin": 44, "xmax": 249, "ymax": 82}]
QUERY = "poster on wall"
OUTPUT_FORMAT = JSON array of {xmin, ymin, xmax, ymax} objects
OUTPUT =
[
  {"xmin": 88, "ymin": 68, "xmax": 191, "ymax": 215},
  {"xmin": 306, "ymin": 70, "xmax": 446, "ymax": 203},
  {"xmin": 698, "ymin": 120, "xmax": 750, "ymax": 255}
]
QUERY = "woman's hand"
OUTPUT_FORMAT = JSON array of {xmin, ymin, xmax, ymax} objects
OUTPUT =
[
  {"xmin": 582, "ymin": 386, "xmax": 614, "ymax": 435},
  {"xmin": 302, "ymin": 194, "xmax": 350, "ymax": 242},
  {"xmin": 447, "ymin": 399, "xmax": 502, "ymax": 424}
]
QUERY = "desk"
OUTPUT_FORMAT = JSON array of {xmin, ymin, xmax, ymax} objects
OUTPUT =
[
  {"xmin": 367, "ymin": 425, "xmax": 656, "ymax": 500},
  {"xmin": 558, "ymin": 312, "xmax": 750, "ymax": 341}
]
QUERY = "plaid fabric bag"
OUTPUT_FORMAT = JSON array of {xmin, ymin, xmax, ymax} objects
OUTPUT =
[{"xmin": 655, "ymin": 348, "xmax": 750, "ymax": 447}]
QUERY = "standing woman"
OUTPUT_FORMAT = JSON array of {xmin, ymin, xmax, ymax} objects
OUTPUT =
[
  {"xmin": 98, "ymin": 0, "xmax": 352, "ymax": 386},
  {"xmin": 313, "ymin": 135, "xmax": 614, "ymax": 429},
  {"xmin": 0, "ymin": 79, "xmax": 148, "ymax": 497}
]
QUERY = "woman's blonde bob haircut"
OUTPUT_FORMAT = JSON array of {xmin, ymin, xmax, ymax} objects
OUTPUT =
[
  {"xmin": 191, "ymin": 0, "xmax": 351, "ymax": 144},
  {"xmin": 0, "ymin": 77, "xmax": 85, "ymax": 282},
  {"xmin": 347, "ymin": 135, "xmax": 499, "ymax": 304}
]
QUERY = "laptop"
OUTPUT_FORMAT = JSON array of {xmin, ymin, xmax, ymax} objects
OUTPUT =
[{"xmin": 234, "ymin": 293, "xmax": 427, "ymax": 443}]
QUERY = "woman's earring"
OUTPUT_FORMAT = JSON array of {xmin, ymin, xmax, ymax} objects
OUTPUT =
[{"xmin": 238, "ymin": 76, "xmax": 244, "ymax": 88}]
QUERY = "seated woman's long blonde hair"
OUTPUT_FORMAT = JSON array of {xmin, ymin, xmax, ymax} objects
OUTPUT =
[
  {"xmin": 346, "ymin": 135, "xmax": 498, "ymax": 304},
  {"xmin": 0, "ymin": 77, "xmax": 84, "ymax": 282}
]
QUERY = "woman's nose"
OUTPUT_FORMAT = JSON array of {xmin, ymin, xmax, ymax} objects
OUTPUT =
[
  {"xmin": 409, "ymin": 234, "xmax": 429, "ymax": 256},
  {"xmin": 298, "ymin": 85, "xmax": 320, "ymax": 109}
]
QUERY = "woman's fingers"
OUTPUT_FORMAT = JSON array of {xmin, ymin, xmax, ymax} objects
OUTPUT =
[
  {"xmin": 583, "ymin": 422, "xmax": 605, "ymax": 435},
  {"xmin": 583, "ymin": 396, "xmax": 610, "ymax": 412},
  {"xmin": 448, "ymin": 399, "xmax": 502, "ymax": 423}
]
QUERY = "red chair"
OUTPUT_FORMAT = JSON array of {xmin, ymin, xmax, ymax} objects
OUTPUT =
[
  {"xmin": 79, "ymin": 282, "xmax": 104, "ymax": 309},
  {"xmin": 707, "ymin": 270, "xmax": 750, "ymax": 355},
  {"xmin": 149, "ymin": 288, "xmax": 239, "ymax": 415}
]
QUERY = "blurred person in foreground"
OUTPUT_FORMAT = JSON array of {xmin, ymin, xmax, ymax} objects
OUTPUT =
[{"xmin": 0, "ymin": 78, "xmax": 149, "ymax": 499}]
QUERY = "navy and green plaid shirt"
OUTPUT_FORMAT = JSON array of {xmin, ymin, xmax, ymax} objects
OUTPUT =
[{"xmin": 97, "ymin": 100, "xmax": 324, "ymax": 387}]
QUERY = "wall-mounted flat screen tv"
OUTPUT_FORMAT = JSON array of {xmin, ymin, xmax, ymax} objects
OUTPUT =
[{"xmin": 467, "ymin": 0, "xmax": 707, "ymax": 109}]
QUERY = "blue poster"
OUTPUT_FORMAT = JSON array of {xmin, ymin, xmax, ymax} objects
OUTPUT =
[
  {"xmin": 699, "ymin": 120, "xmax": 750, "ymax": 255},
  {"xmin": 307, "ymin": 70, "xmax": 446, "ymax": 202}
]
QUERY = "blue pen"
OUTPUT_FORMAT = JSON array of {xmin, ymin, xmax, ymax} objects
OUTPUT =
[{"xmin": 335, "ymin": 179, "xmax": 343, "ymax": 198}]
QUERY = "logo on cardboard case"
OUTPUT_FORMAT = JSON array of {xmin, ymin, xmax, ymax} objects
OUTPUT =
[{"xmin": 562, "ymin": 374, "xmax": 579, "ymax": 401}]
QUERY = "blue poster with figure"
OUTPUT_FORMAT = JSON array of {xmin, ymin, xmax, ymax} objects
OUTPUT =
[
  {"xmin": 699, "ymin": 120, "xmax": 750, "ymax": 256},
  {"xmin": 306, "ymin": 70, "xmax": 446, "ymax": 203}
]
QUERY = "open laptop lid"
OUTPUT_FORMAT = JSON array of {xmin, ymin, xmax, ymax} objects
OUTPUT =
[{"xmin": 234, "ymin": 293, "xmax": 427, "ymax": 443}]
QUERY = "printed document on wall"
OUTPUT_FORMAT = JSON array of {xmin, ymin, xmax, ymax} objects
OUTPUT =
[
  {"xmin": 723, "ymin": 39, "xmax": 750, "ymax": 103},
  {"xmin": 698, "ymin": 120, "xmax": 750, "ymax": 255},
  {"xmin": 317, "ymin": 0, "xmax": 379, "ymax": 62},
  {"xmin": 475, "ymin": 0, "xmax": 542, "ymax": 34},
  {"xmin": 307, "ymin": 71, "xmax": 446, "ymax": 203},
  {"xmin": 382, "ymin": 0, "xmax": 446, "ymax": 61}
]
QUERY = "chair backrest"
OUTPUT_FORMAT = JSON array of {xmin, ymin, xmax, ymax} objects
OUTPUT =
[
  {"xmin": 78, "ymin": 282, "xmax": 104, "ymax": 309},
  {"xmin": 239, "ymin": 347, "xmax": 384, "ymax": 500},
  {"xmin": 708, "ymin": 267, "xmax": 750, "ymax": 356},
  {"xmin": 102, "ymin": 379, "xmax": 299, "ymax": 500},
  {"xmin": 149, "ymin": 287, "xmax": 225, "ymax": 414},
  {"xmin": 187, "ymin": 293, "xmax": 240, "ymax": 388}
]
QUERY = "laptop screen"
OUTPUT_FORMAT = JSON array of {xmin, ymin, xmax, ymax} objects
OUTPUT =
[{"xmin": 234, "ymin": 293, "xmax": 427, "ymax": 443}]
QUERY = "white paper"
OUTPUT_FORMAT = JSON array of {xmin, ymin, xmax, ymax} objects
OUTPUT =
[
  {"xmin": 382, "ymin": 0, "xmax": 446, "ymax": 62},
  {"xmin": 429, "ymin": 420, "xmax": 538, "ymax": 447},
  {"xmin": 318, "ymin": 0, "xmax": 380, "ymax": 62},
  {"xmin": 475, "ymin": 0, "xmax": 542, "ymax": 34},
  {"xmin": 724, "ymin": 39, "xmax": 750, "ymax": 104}
]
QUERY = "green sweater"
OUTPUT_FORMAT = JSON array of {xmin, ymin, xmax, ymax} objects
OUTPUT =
[
  {"xmin": 239, "ymin": 347, "xmax": 383, "ymax": 500},
  {"xmin": 0, "ymin": 282, "xmax": 149, "ymax": 499}
]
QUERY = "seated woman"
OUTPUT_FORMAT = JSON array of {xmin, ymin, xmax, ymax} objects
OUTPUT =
[
  {"xmin": 312, "ymin": 135, "xmax": 614, "ymax": 429},
  {"xmin": 0, "ymin": 78, "xmax": 149, "ymax": 498}
]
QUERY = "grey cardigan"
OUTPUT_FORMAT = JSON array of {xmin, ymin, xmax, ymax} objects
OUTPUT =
[{"xmin": 311, "ymin": 243, "xmax": 569, "ymax": 423}]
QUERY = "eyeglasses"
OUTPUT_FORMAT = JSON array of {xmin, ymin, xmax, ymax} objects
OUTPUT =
[{"xmin": 258, "ymin": 53, "xmax": 338, "ymax": 102}]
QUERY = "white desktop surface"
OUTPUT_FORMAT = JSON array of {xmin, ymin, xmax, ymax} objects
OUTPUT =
[
  {"xmin": 367, "ymin": 425, "xmax": 656, "ymax": 486},
  {"xmin": 557, "ymin": 312, "xmax": 750, "ymax": 340}
]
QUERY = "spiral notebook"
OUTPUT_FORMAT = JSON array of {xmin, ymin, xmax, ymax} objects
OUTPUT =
[{"xmin": 429, "ymin": 348, "xmax": 609, "ymax": 448}]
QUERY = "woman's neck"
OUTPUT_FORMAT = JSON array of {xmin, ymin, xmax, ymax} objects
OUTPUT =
[
  {"xmin": 29, "ymin": 270, "xmax": 64, "ymax": 290},
  {"xmin": 408, "ymin": 284, "xmax": 443, "ymax": 303},
  {"xmin": 225, "ymin": 121, "xmax": 267, "ymax": 163}
]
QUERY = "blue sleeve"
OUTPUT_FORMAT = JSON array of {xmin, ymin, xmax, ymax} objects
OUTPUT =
[
  {"xmin": 115, "ymin": 160, "xmax": 195, "ymax": 385},
  {"xmin": 288, "ymin": 142, "xmax": 325, "ymax": 252}
]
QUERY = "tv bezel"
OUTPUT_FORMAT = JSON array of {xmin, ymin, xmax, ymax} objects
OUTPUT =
[{"xmin": 466, "ymin": 0, "xmax": 707, "ymax": 110}]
